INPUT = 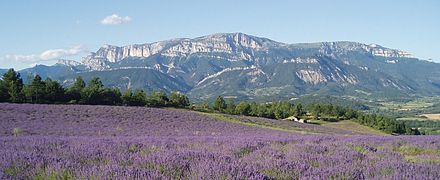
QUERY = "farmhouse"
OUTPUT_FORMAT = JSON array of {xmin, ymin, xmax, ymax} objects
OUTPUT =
[{"xmin": 285, "ymin": 116, "xmax": 307, "ymax": 123}]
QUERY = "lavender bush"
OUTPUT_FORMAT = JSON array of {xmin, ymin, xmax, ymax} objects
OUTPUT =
[{"xmin": 0, "ymin": 103, "xmax": 439, "ymax": 179}]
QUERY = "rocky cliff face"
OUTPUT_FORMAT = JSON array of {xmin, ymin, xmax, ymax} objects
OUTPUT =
[
  {"xmin": 21, "ymin": 33, "xmax": 440, "ymax": 101},
  {"xmin": 81, "ymin": 33, "xmax": 410, "ymax": 71},
  {"xmin": 81, "ymin": 33, "xmax": 283, "ymax": 70},
  {"xmin": 316, "ymin": 42, "xmax": 411, "ymax": 58}
]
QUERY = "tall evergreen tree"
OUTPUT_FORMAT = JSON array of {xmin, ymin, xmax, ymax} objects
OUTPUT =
[
  {"xmin": 0, "ymin": 79, "xmax": 8, "ymax": 102},
  {"xmin": 66, "ymin": 76, "xmax": 86, "ymax": 103},
  {"xmin": 235, "ymin": 101, "xmax": 251, "ymax": 116},
  {"xmin": 122, "ymin": 89, "xmax": 134, "ymax": 106},
  {"xmin": 169, "ymin": 91, "xmax": 190, "ymax": 108},
  {"xmin": 73, "ymin": 76, "xmax": 86, "ymax": 89},
  {"xmin": 24, "ymin": 75, "xmax": 46, "ymax": 103},
  {"xmin": 132, "ymin": 89, "xmax": 147, "ymax": 106},
  {"xmin": 147, "ymin": 91, "xmax": 169, "ymax": 107},
  {"xmin": 123, "ymin": 89, "xmax": 147, "ymax": 106},
  {"xmin": 344, "ymin": 109, "xmax": 358, "ymax": 119},
  {"xmin": 249, "ymin": 102, "xmax": 259, "ymax": 116},
  {"xmin": 2, "ymin": 69, "xmax": 24, "ymax": 102},
  {"xmin": 213, "ymin": 96, "xmax": 226, "ymax": 112},
  {"xmin": 81, "ymin": 77, "xmax": 105, "ymax": 105},
  {"xmin": 225, "ymin": 99, "xmax": 237, "ymax": 115},
  {"xmin": 100, "ymin": 88, "xmax": 122, "ymax": 105},
  {"xmin": 201, "ymin": 101, "xmax": 210, "ymax": 111},
  {"xmin": 44, "ymin": 78, "xmax": 65, "ymax": 103},
  {"xmin": 88, "ymin": 77, "xmax": 104, "ymax": 89},
  {"xmin": 294, "ymin": 103, "xmax": 305, "ymax": 117},
  {"xmin": 256, "ymin": 104, "xmax": 268, "ymax": 117}
]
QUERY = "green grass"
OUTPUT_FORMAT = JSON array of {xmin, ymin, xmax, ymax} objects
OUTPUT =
[
  {"xmin": 235, "ymin": 146, "xmax": 256, "ymax": 158},
  {"xmin": 376, "ymin": 97, "xmax": 440, "ymax": 113},
  {"xmin": 196, "ymin": 111, "xmax": 389, "ymax": 136},
  {"xmin": 383, "ymin": 98, "xmax": 434, "ymax": 109},
  {"xmin": 34, "ymin": 170, "xmax": 74, "ymax": 180},
  {"xmin": 352, "ymin": 146, "xmax": 368, "ymax": 155},
  {"xmin": 262, "ymin": 168, "xmax": 299, "ymax": 180},
  {"xmin": 170, "ymin": 107, "xmax": 391, "ymax": 135},
  {"xmin": 405, "ymin": 156, "xmax": 440, "ymax": 164},
  {"xmin": 396, "ymin": 145, "xmax": 439, "ymax": 156},
  {"xmin": 319, "ymin": 120, "xmax": 388, "ymax": 136},
  {"xmin": 420, "ymin": 114, "xmax": 440, "ymax": 121},
  {"xmin": 397, "ymin": 117, "xmax": 427, "ymax": 121},
  {"xmin": 197, "ymin": 112, "xmax": 312, "ymax": 134},
  {"xmin": 397, "ymin": 145, "xmax": 424, "ymax": 156},
  {"xmin": 398, "ymin": 114, "xmax": 440, "ymax": 121},
  {"xmin": 395, "ymin": 145, "xmax": 440, "ymax": 164},
  {"xmin": 307, "ymin": 119, "xmax": 330, "ymax": 125}
]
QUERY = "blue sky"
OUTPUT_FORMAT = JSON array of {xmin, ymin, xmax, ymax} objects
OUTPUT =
[{"xmin": 1, "ymin": 0, "xmax": 439, "ymax": 70}]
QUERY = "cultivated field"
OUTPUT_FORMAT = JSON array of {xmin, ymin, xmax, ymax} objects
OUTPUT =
[
  {"xmin": 0, "ymin": 103, "xmax": 439, "ymax": 179},
  {"xmin": 421, "ymin": 114, "xmax": 440, "ymax": 121}
]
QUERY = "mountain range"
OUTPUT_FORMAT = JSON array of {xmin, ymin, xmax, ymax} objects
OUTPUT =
[{"xmin": 15, "ymin": 33, "xmax": 440, "ymax": 101}]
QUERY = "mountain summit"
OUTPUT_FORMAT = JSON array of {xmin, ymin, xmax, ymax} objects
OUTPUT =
[
  {"xmin": 79, "ymin": 33, "xmax": 282, "ymax": 70},
  {"xmin": 78, "ymin": 33, "xmax": 411, "ymax": 71},
  {"xmin": 23, "ymin": 33, "xmax": 440, "ymax": 101}
]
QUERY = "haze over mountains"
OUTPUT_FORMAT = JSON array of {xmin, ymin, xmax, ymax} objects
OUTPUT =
[{"xmin": 15, "ymin": 33, "xmax": 440, "ymax": 101}]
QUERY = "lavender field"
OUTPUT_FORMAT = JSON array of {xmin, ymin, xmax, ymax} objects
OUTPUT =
[{"xmin": 1, "ymin": 103, "xmax": 439, "ymax": 179}]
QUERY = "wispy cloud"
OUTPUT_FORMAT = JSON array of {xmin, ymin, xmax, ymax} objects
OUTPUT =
[
  {"xmin": 3, "ymin": 45, "xmax": 87, "ymax": 63},
  {"xmin": 101, "ymin": 14, "xmax": 131, "ymax": 25}
]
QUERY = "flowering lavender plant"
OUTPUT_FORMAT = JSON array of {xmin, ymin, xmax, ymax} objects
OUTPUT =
[{"xmin": 0, "ymin": 103, "xmax": 439, "ymax": 179}]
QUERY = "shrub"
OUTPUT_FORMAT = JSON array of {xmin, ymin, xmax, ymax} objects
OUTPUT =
[{"xmin": 12, "ymin": 127, "xmax": 22, "ymax": 137}]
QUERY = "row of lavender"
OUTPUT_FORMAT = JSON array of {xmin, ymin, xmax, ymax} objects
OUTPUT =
[
  {"xmin": 0, "ymin": 103, "xmax": 359, "ymax": 136},
  {"xmin": 1, "ymin": 135, "xmax": 439, "ymax": 179},
  {"xmin": 0, "ymin": 103, "xmax": 439, "ymax": 179}
]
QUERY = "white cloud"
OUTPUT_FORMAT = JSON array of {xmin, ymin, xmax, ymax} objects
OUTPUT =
[
  {"xmin": 101, "ymin": 14, "xmax": 131, "ymax": 25},
  {"xmin": 5, "ymin": 54, "xmax": 38, "ymax": 62},
  {"xmin": 4, "ymin": 45, "xmax": 87, "ymax": 63}
]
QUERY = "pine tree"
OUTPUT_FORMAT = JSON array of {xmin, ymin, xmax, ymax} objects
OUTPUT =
[
  {"xmin": 131, "ymin": 89, "xmax": 147, "ymax": 106},
  {"xmin": 72, "ymin": 76, "xmax": 86, "ymax": 89},
  {"xmin": 294, "ymin": 103, "xmax": 305, "ymax": 117},
  {"xmin": 2, "ymin": 69, "xmax": 24, "ymax": 102},
  {"xmin": 147, "ymin": 91, "xmax": 169, "ymax": 107},
  {"xmin": 81, "ymin": 77, "xmax": 105, "ymax": 105},
  {"xmin": 0, "ymin": 79, "xmax": 8, "ymax": 102},
  {"xmin": 25, "ymin": 75, "xmax": 46, "ymax": 103},
  {"xmin": 100, "ymin": 88, "xmax": 122, "ymax": 105},
  {"xmin": 201, "ymin": 101, "xmax": 210, "ymax": 111},
  {"xmin": 66, "ymin": 76, "xmax": 86, "ymax": 103},
  {"xmin": 235, "ymin": 101, "xmax": 251, "ymax": 115},
  {"xmin": 122, "ymin": 89, "xmax": 134, "ymax": 106},
  {"xmin": 213, "ymin": 96, "xmax": 226, "ymax": 112},
  {"xmin": 169, "ymin": 91, "xmax": 190, "ymax": 108},
  {"xmin": 44, "ymin": 78, "xmax": 65, "ymax": 103},
  {"xmin": 225, "ymin": 100, "xmax": 236, "ymax": 114}
]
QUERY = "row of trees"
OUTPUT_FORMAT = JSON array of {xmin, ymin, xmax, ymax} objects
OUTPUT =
[
  {"xmin": 354, "ymin": 113, "xmax": 408, "ymax": 134},
  {"xmin": 208, "ymin": 96, "xmax": 305, "ymax": 119},
  {"xmin": 200, "ymin": 96, "xmax": 414, "ymax": 135},
  {"xmin": 0, "ymin": 69, "xmax": 190, "ymax": 108},
  {"xmin": 206, "ymin": 96, "xmax": 344, "ymax": 121},
  {"xmin": 0, "ymin": 69, "xmax": 416, "ymax": 135},
  {"xmin": 309, "ymin": 104, "xmax": 417, "ymax": 134}
]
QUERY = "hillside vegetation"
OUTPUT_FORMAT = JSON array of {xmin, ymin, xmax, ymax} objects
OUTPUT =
[
  {"xmin": 18, "ymin": 33, "xmax": 440, "ymax": 101},
  {"xmin": 0, "ymin": 69, "xmax": 420, "ymax": 135}
]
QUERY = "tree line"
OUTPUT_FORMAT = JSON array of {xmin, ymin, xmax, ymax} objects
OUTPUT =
[
  {"xmin": 195, "ymin": 96, "xmax": 417, "ymax": 135},
  {"xmin": 0, "ymin": 69, "xmax": 418, "ymax": 135},
  {"xmin": 0, "ymin": 69, "xmax": 189, "ymax": 108},
  {"xmin": 402, "ymin": 120, "xmax": 440, "ymax": 135}
]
